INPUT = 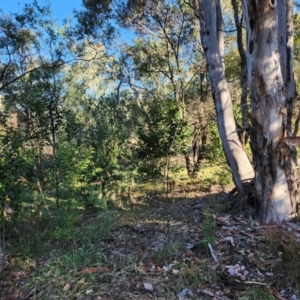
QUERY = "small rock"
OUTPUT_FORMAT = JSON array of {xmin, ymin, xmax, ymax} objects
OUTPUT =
[
  {"xmin": 178, "ymin": 288, "xmax": 193, "ymax": 298},
  {"xmin": 86, "ymin": 289, "xmax": 93, "ymax": 295},
  {"xmin": 144, "ymin": 282, "xmax": 154, "ymax": 291}
]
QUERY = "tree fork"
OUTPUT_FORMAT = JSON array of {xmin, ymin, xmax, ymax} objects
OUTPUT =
[{"xmin": 194, "ymin": 0, "xmax": 254, "ymax": 193}]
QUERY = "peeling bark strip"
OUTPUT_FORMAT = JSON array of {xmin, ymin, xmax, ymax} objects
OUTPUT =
[
  {"xmin": 194, "ymin": 0, "xmax": 254, "ymax": 193},
  {"xmin": 243, "ymin": 0, "xmax": 299, "ymax": 222}
]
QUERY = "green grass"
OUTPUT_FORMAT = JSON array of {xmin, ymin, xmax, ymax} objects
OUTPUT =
[
  {"xmin": 239, "ymin": 287, "xmax": 275, "ymax": 300},
  {"xmin": 2, "ymin": 164, "xmax": 300, "ymax": 299},
  {"xmin": 9, "ymin": 209, "xmax": 119, "ymax": 299}
]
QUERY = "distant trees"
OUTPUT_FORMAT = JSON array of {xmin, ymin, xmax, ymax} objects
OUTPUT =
[{"xmin": 116, "ymin": 0, "xmax": 224, "ymax": 177}]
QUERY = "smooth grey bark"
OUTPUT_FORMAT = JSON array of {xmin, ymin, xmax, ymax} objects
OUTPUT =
[
  {"xmin": 231, "ymin": 0, "xmax": 249, "ymax": 148},
  {"xmin": 243, "ymin": 0, "xmax": 299, "ymax": 222},
  {"xmin": 194, "ymin": 0, "xmax": 254, "ymax": 192}
]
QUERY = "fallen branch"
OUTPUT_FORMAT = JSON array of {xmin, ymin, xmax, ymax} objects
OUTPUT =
[
  {"xmin": 199, "ymin": 289, "xmax": 214, "ymax": 297},
  {"xmin": 244, "ymin": 281, "xmax": 267, "ymax": 286}
]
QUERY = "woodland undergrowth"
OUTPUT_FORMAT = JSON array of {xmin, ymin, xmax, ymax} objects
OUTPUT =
[{"xmin": 1, "ymin": 174, "xmax": 300, "ymax": 300}]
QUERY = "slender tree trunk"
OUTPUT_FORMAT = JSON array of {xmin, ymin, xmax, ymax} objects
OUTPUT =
[
  {"xmin": 231, "ymin": 0, "xmax": 249, "ymax": 147},
  {"xmin": 0, "ymin": 243, "xmax": 3, "ymax": 277},
  {"xmin": 243, "ymin": 0, "xmax": 299, "ymax": 222},
  {"xmin": 194, "ymin": 0, "xmax": 254, "ymax": 193}
]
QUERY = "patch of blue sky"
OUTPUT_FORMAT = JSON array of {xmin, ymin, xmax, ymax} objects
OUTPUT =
[
  {"xmin": 0, "ymin": 0, "xmax": 82, "ymax": 23},
  {"xmin": 0, "ymin": 0, "xmax": 135, "ymax": 45}
]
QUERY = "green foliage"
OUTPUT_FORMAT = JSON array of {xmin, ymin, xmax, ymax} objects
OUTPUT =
[
  {"xmin": 224, "ymin": 48, "xmax": 241, "ymax": 80},
  {"xmin": 204, "ymin": 122, "xmax": 225, "ymax": 161},
  {"xmin": 216, "ymin": 170, "xmax": 232, "ymax": 188},
  {"xmin": 169, "ymin": 164, "xmax": 184, "ymax": 173},
  {"xmin": 0, "ymin": 130, "xmax": 36, "ymax": 221},
  {"xmin": 75, "ymin": 0, "xmax": 115, "ymax": 39},
  {"xmin": 294, "ymin": 12, "xmax": 300, "ymax": 62},
  {"xmin": 202, "ymin": 207, "xmax": 216, "ymax": 246},
  {"xmin": 55, "ymin": 141, "xmax": 100, "ymax": 207},
  {"xmin": 239, "ymin": 287, "xmax": 275, "ymax": 300},
  {"xmin": 200, "ymin": 178, "xmax": 213, "ymax": 192},
  {"xmin": 56, "ymin": 114, "xmax": 134, "ymax": 208},
  {"xmin": 81, "ymin": 98, "xmax": 136, "ymax": 198},
  {"xmin": 52, "ymin": 209, "xmax": 78, "ymax": 240},
  {"xmin": 136, "ymin": 98, "xmax": 191, "ymax": 176}
]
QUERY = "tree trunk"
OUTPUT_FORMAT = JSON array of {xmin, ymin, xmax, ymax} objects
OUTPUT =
[
  {"xmin": 243, "ymin": 0, "xmax": 299, "ymax": 222},
  {"xmin": 0, "ymin": 243, "xmax": 3, "ymax": 277},
  {"xmin": 231, "ymin": 0, "xmax": 249, "ymax": 148},
  {"xmin": 194, "ymin": 0, "xmax": 254, "ymax": 193}
]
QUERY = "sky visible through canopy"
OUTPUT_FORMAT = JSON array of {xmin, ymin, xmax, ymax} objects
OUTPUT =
[
  {"xmin": 0, "ymin": 0, "xmax": 83, "ymax": 21},
  {"xmin": 0, "ymin": 0, "xmax": 135, "ymax": 43}
]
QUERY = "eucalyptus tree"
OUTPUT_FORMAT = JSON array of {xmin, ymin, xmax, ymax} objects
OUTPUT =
[
  {"xmin": 193, "ymin": 0, "xmax": 255, "ymax": 195},
  {"xmin": 194, "ymin": 0, "xmax": 299, "ymax": 223},
  {"xmin": 243, "ymin": 0, "xmax": 298, "ymax": 222}
]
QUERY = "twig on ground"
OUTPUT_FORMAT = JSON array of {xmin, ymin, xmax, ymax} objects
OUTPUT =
[
  {"xmin": 208, "ymin": 242, "xmax": 219, "ymax": 263},
  {"xmin": 244, "ymin": 281, "xmax": 267, "ymax": 286}
]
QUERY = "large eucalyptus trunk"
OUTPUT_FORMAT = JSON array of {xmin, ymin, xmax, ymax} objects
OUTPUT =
[
  {"xmin": 243, "ymin": 0, "xmax": 299, "ymax": 222},
  {"xmin": 194, "ymin": 0, "xmax": 254, "ymax": 193}
]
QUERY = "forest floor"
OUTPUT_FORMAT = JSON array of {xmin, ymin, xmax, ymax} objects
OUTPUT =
[{"xmin": 2, "ymin": 174, "xmax": 300, "ymax": 299}]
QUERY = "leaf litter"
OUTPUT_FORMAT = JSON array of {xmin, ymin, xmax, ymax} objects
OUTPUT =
[{"xmin": 1, "ymin": 184, "xmax": 300, "ymax": 299}]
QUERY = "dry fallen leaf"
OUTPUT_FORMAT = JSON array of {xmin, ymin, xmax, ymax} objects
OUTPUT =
[
  {"xmin": 144, "ymin": 282, "xmax": 154, "ymax": 291},
  {"xmin": 163, "ymin": 263, "xmax": 175, "ymax": 271},
  {"xmin": 63, "ymin": 283, "xmax": 70, "ymax": 291}
]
